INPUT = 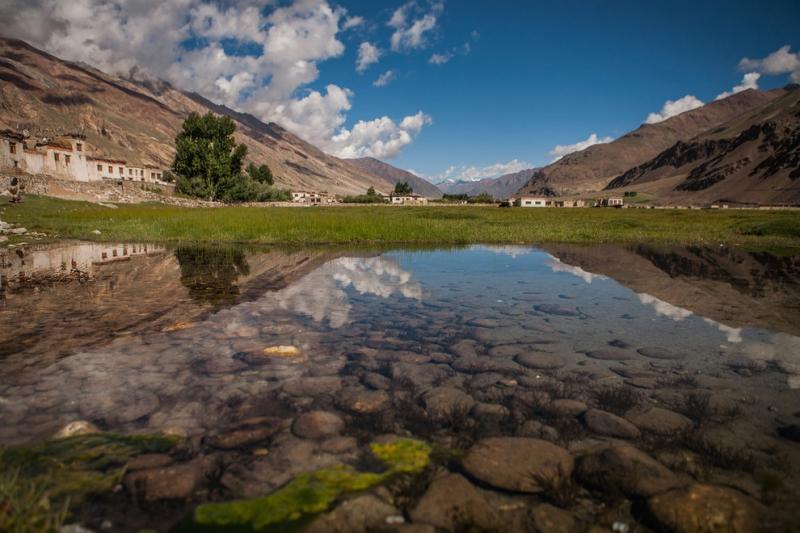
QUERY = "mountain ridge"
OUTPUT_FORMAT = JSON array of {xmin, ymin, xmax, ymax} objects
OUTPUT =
[{"xmin": 346, "ymin": 157, "xmax": 443, "ymax": 198}]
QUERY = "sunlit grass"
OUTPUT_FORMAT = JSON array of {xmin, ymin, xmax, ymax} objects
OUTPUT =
[{"xmin": 3, "ymin": 195, "xmax": 799, "ymax": 251}]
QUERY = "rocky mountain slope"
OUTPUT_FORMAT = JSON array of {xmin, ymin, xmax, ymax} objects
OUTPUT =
[
  {"xmin": 516, "ymin": 89, "xmax": 786, "ymax": 197},
  {"xmin": 438, "ymin": 168, "xmax": 539, "ymax": 199},
  {"xmin": 605, "ymin": 86, "xmax": 800, "ymax": 205},
  {"xmin": 0, "ymin": 38, "xmax": 394, "ymax": 196},
  {"xmin": 346, "ymin": 157, "xmax": 442, "ymax": 198}
]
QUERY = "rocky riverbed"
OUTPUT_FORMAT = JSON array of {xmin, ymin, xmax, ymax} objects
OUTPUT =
[{"xmin": 1, "ymin": 243, "xmax": 798, "ymax": 531}]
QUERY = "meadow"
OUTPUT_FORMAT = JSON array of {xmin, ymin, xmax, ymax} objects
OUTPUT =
[{"xmin": 3, "ymin": 196, "xmax": 800, "ymax": 251}]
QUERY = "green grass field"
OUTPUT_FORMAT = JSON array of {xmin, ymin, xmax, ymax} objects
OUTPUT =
[{"xmin": 2, "ymin": 195, "xmax": 800, "ymax": 251}]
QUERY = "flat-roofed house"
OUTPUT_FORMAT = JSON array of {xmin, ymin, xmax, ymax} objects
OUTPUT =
[
  {"xmin": 515, "ymin": 196, "xmax": 550, "ymax": 207},
  {"xmin": 389, "ymin": 193, "xmax": 428, "ymax": 205}
]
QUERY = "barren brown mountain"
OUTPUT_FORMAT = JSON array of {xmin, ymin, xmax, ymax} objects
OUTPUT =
[
  {"xmin": 605, "ymin": 85, "xmax": 800, "ymax": 205},
  {"xmin": 516, "ymin": 88, "xmax": 787, "ymax": 198},
  {"xmin": 0, "ymin": 38, "xmax": 396, "ymax": 196},
  {"xmin": 346, "ymin": 157, "xmax": 443, "ymax": 198}
]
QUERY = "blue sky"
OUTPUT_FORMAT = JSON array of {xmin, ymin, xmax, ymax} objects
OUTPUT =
[
  {"xmin": 316, "ymin": 0, "xmax": 800, "ymax": 180},
  {"xmin": 4, "ymin": 0, "xmax": 800, "ymax": 183}
]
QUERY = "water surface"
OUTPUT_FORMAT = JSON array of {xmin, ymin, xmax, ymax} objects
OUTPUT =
[{"xmin": 1, "ymin": 241, "xmax": 799, "ymax": 530}]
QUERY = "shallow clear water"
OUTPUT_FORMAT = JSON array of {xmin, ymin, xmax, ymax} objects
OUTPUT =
[{"xmin": 1, "ymin": 242, "xmax": 799, "ymax": 530}]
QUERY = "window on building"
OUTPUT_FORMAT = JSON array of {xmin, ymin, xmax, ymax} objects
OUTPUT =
[
  {"xmin": 119, "ymin": 167, "xmax": 123, "ymax": 174},
  {"xmin": 54, "ymin": 153, "xmax": 60, "ymax": 162},
  {"xmin": 76, "ymin": 143, "xmax": 83, "ymax": 152},
  {"xmin": 65, "ymin": 155, "xmax": 71, "ymax": 165},
  {"xmin": 129, "ymin": 169, "xmax": 133, "ymax": 175},
  {"xmin": 9, "ymin": 142, "xmax": 16, "ymax": 154},
  {"xmin": 97, "ymin": 164, "xmax": 102, "ymax": 171},
  {"xmin": 108, "ymin": 165, "xmax": 113, "ymax": 173}
]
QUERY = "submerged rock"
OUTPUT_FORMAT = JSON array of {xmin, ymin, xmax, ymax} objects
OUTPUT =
[
  {"xmin": 461, "ymin": 437, "xmax": 573, "ymax": 493},
  {"xmin": 292, "ymin": 411, "xmax": 345, "ymax": 440},
  {"xmin": 207, "ymin": 418, "xmax": 282, "ymax": 449},
  {"xmin": 515, "ymin": 352, "xmax": 566, "ymax": 369},
  {"xmin": 546, "ymin": 399, "xmax": 588, "ymax": 417},
  {"xmin": 422, "ymin": 387, "xmax": 475, "ymax": 418},
  {"xmin": 585, "ymin": 349, "xmax": 636, "ymax": 361},
  {"xmin": 530, "ymin": 503, "xmax": 580, "ymax": 533},
  {"xmin": 534, "ymin": 304, "xmax": 581, "ymax": 317},
  {"xmin": 584, "ymin": 409, "xmax": 641, "ymax": 439},
  {"xmin": 307, "ymin": 494, "xmax": 400, "ymax": 533},
  {"xmin": 577, "ymin": 444, "xmax": 681, "ymax": 497},
  {"xmin": 625, "ymin": 406, "xmax": 692, "ymax": 435},
  {"xmin": 337, "ymin": 388, "xmax": 390, "ymax": 414},
  {"xmin": 410, "ymin": 472, "xmax": 497, "ymax": 530},
  {"xmin": 53, "ymin": 420, "xmax": 100, "ymax": 439},
  {"xmin": 123, "ymin": 456, "xmax": 213, "ymax": 501},
  {"xmin": 645, "ymin": 484, "xmax": 764, "ymax": 533},
  {"xmin": 637, "ymin": 347, "xmax": 685, "ymax": 360}
]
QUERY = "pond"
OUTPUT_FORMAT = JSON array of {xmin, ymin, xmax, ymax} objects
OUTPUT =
[{"xmin": 1, "ymin": 241, "xmax": 799, "ymax": 531}]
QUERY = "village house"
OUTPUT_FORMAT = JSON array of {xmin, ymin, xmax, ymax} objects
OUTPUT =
[
  {"xmin": 599, "ymin": 197, "xmax": 624, "ymax": 207},
  {"xmin": 514, "ymin": 196, "xmax": 551, "ymax": 207},
  {"xmin": 553, "ymin": 199, "xmax": 586, "ymax": 208},
  {"xmin": 0, "ymin": 130, "xmax": 168, "ymax": 184},
  {"xmin": 389, "ymin": 193, "xmax": 428, "ymax": 205}
]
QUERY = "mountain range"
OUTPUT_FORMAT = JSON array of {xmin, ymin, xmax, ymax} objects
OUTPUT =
[{"xmin": 1, "ymin": 37, "xmax": 798, "ymax": 205}]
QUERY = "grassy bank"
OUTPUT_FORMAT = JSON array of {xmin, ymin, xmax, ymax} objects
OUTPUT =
[{"xmin": 3, "ymin": 196, "xmax": 800, "ymax": 250}]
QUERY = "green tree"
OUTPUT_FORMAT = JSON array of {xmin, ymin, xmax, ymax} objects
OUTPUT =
[
  {"xmin": 247, "ymin": 162, "xmax": 274, "ymax": 185},
  {"xmin": 394, "ymin": 181, "xmax": 412, "ymax": 195},
  {"xmin": 366, "ymin": 186, "xmax": 377, "ymax": 197},
  {"xmin": 172, "ymin": 112, "xmax": 248, "ymax": 201}
]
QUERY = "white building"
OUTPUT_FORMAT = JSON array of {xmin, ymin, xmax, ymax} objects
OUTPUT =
[
  {"xmin": 0, "ymin": 130, "xmax": 167, "ymax": 184},
  {"xmin": 389, "ymin": 194, "xmax": 428, "ymax": 205},
  {"xmin": 515, "ymin": 196, "xmax": 551, "ymax": 207}
]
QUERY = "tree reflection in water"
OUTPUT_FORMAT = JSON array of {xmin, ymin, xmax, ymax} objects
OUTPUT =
[{"xmin": 174, "ymin": 246, "xmax": 250, "ymax": 305}]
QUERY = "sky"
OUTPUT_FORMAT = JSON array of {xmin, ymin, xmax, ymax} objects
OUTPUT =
[{"xmin": 2, "ymin": 0, "xmax": 800, "ymax": 183}]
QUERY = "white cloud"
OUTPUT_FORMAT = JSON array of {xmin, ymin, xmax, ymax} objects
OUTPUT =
[
  {"xmin": 431, "ymin": 159, "xmax": 531, "ymax": 183},
  {"xmin": 644, "ymin": 94, "xmax": 705, "ymax": 124},
  {"xmin": 548, "ymin": 133, "xmax": 613, "ymax": 161},
  {"xmin": 739, "ymin": 45, "xmax": 800, "ymax": 82},
  {"xmin": 546, "ymin": 256, "xmax": 608, "ymax": 284},
  {"xmin": 715, "ymin": 72, "xmax": 760, "ymax": 100},
  {"xmin": 356, "ymin": 42, "xmax": 381, "ymax": 72},
  {"xmin": 330, "ymin": 111, "xmax": 432, "ymax": 159},
  {"xmin": 638, "ymin": 293, "xmax": 693, "ymax": 321},
  {"xmin": 342, "ymin": 15, "xmax": 364, "ymax": 30},
  {"xmin": 0, "ymin": 0, "xmax": 429, "ymax": 160},
  {"xmin": 429, "ymin": 52, "xmax": 453, "ymax": 65},
  {"xmin": 373, "ymin": 70, "xmax": 396, "ymax": 87},
  {"xmin": 388, "ymin": 1, "xmax": 443, "ymax": 52}
]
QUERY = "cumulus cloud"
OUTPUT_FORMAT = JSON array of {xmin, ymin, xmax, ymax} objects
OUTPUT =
[
  {"xmin": 549, "ymin": 133, "xmax": 613, "ymax": 161},
  {"xmin": 638, "ymin": 293, "xmax": 693, "ymax": 321},
  {"xmin": 715, "ymin": 72, "xmax": 760, "ymax": 100},
  {"xmin": 546, "ymin": 256, "xmax": 608, "ymax": 284},
  {"xmin": 356, "ymin": 42, "xmax": 381, "ymax": 72},
  {"xmin": 739, "ymin": 45, "xmax": 800, "ymax": 82},
  {"xmin": 0, "ymin": 0, "xmax": 430, "ymax": 159},
  {"xmin": 389, "ymin": 1, "xmax": 444, "ymax": 52},
  {"xmin": 329, "ymin": 111, "xmax": 432, "ymax": 159},
  {"xmin": 429, "ymin": 52, "xmax": 453, "ymax": 65},
  {"xmin": 644, "ymin": 95, "xmax": 705, "ymax": 124},
  {"xmin": 431, "ymin": 159, "xmax": 531, "ymax": 182},
  {"xmin": 373, "ymin": 70, "xmax": 396, "ymax": 87}
]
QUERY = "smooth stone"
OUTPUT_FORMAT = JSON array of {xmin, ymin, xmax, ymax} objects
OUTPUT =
[
  {"xmin": 471, "ymin": 402, "xmax": 510, "ymax": 420},
  {"xmin": 534, "ymin": 304, "xmax": 581, "ymax": 317},
  {"xmin": 646, "ymin": 484, "xmax": 763, "ymax": 533},
  {"xmin": 282, "ymin": 377, "xmax": 342, "ymax": 397},
  {"xmin": 584, "ymin": 409, "xmax": 641, "ymax": 439},
  {"xmin": 292, "ymin": 411, "xmax": 345, "ymax": 440},
  {"xmin": 546, "ymin": 399, "xmax": 588, "ymax": 417},
  {"xmin": 207, "ymin": 418, "xmax": 282, "ymax": 449},
  {"xmin": 585, "ymin": 349, "xmax": 636, "ymax": 361},
  {"xmin": 53, "ymin": 420, "xmax": 100, "ymax": 439},
  {"xmin": 361, "ymin": 372, "xmax": 391, "ymax": 390},
  {"xmin": 320, "ymin": 436, "xmax": 358, "ymax": 454},
  {"xmin": 577, "ymin": 444, "xmax": 681, "ymax": 497},
  {"xmin": 461, "ymin": 437, "xmax": 573, "ymax": 493},
  {"xmin": 530, "ymin": 503, "xmax": 580, "ymax": 533},
  {"xmin": 123, "ymin": 456, "xmax": 212, "ymax": 501},
  {"xmin": 515, "ymin": 353, "xmax": 566, "ymax": 370},
  {"xmin": 306, "ymin": 494, "xmax": 400, "ymax": 533},
  {"xmin": 422, "ymin": 387, "xmax": 476, "ymax": 418},
  {"xmin": 518, "ymin": 420, "xmax": 559, "ymax": 441},
  {"xmin": 452, "ymin": 356, "xmax": 522, "ymax": 375},
  {"xmin": 625, "ymin": 406, "xmax": 692, "ymax": 435},
  {"xmin": 637, "ymin": 347, "xmax": 685, "ymax": 360},
  {"xmin": 410, "ymin": 472, "xmax": 497, "ymax": 530},
  {"xmin": 450, "ymin": 339, "xmax": 480, "ymax": 358},
  {"xmin": 337, "ymin": 388, "xmax": 390, "ymax": 414}
]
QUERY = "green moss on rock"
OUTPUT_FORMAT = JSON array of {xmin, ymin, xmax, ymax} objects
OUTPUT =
[{"xmin": 192, "ymin": 439, "xmax": 431, "ymax": 531}]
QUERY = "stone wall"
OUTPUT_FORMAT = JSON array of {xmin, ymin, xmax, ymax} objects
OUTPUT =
[{"xmin": 0, "ymin": 174, "xmax": 181, "ymax": 204}]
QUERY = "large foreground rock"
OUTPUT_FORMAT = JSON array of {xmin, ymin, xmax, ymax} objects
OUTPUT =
[
  {"xmin": 461, "ymin": 437, "xmax": 573, "ymax": 493},
  {"xmin": 577, "ymin": 444, "xmax": 681, "ymax": 497},
  {"xmin": 306, "ymin": 494, "xmax": 400, "ymax": 533},
  {"xmin": 583, "ymin": 409, "xmax": 641, "ymax": 439},
  {"xmin": 410, "ymin": 472, "xmax": 497, "ymax": 530},
  {"xmin": 646, "ymin": 484, "xmax": 764, "ymax": 533}
]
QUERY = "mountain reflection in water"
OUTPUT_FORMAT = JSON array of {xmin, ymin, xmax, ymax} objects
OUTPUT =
[{"xmin": 0, "ymin": 241, "xmax": 799, "ymax": 531}]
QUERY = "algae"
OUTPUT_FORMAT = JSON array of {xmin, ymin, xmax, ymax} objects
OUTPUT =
[
  {"xmin": 0, "ymin": 433, "xmax": 179, "ymax": 532},
  {"xmin": 192, "ymin": 438, "xmax": 431, "ymax": 531}
]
